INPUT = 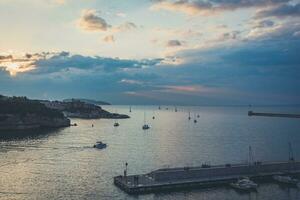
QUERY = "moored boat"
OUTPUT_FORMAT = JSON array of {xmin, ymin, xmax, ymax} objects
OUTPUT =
[
  {"xmin": 230, "ymin": 177, "xmax": 258, "ymax": 191},
  {"xmin": 273, "ymin": 175, "xmax": 298, "ymax": 185}
]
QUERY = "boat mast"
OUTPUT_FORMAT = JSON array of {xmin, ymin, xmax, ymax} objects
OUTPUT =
[
  {"xmin": 248, "ymin": 146, "xmax": 254, "ymax": 165},
  {"xmin": 289, "ymin": 142, "xmax": 294, "ymax": 161}
]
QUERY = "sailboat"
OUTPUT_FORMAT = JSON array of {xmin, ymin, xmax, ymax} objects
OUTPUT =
[
  {"xmin": 114, "ymin": 110, "xmax": 120, "ymax": 127},
  {"xmin": 193, "ymin": 113, "xmax": 197, "ymax": 123},
  {"xmin": 175, "ymin": 106, "xmax": 177, "ymax": 112},
  {"xmin": 142, "ymin": 112, "xmax": 150, "ymax": 130},
  {"xmin": 129, "ymin": 106, "xmax": 132, "ymax": 112},
  {"xmin": 188, "ymin": 111, "xmax": 191, "ymax": 120}
]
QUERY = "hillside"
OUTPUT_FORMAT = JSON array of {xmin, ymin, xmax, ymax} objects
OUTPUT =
[
  {"xmin": 0, "ymin": 96, "xmax": 70, "ymax": 130},
  {"xmin": 63, "ymin": 98, "xmax": 111, "ymax": 105}
]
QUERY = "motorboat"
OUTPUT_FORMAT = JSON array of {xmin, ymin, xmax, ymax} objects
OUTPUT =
[
  {"xmin": 142, "ymin": 124, "xmax": 150, "ymax": 130},
  {"xmin": 273, "ymin": 175, "xmax": 298, "ymax": 185},
  {"xmin": 230, "ymin": 177, "xmax": 258, "ymax": 191},
  {"xmin": 93, "ymin": 141, "xmax": 107, "ymax": 149}
]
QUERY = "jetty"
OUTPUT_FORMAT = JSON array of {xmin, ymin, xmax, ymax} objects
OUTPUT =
[
  {"xmin": 114, "ymin": 161, "xmax": 300, "ymax": 194},
  {"xmin": 248, "ymin": 111, "xmax": 300, "ymax": 118}
]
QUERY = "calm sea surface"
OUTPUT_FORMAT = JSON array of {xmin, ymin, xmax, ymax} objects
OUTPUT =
[{"xmin": 0, "ymin": 106, "xmax": 300, "ymax": 200}]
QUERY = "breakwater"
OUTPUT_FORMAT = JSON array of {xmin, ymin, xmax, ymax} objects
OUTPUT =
[{"xmin": 114, "ymin": 161, "xmax": 300, "ymax": 194}]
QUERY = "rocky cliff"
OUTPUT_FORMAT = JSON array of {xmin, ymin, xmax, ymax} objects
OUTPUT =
[{"xmin": 0, "ymin": 96, "xmax": 70, "ymax": 130}]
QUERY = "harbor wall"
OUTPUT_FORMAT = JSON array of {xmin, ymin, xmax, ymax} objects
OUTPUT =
[{"xmin": 151, "ymin": 162, "xmax": 300, "ymax": 182}]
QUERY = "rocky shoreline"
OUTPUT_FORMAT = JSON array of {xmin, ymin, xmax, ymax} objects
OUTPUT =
[
  {"xmin": 0, "ymin": 114, "xmax": 70, "ymax": 130},
  {"xmin": 0, "ymin": 96, "xmax": 129, "ymax": 131},
  {"xmin": 41, "ymin": 99, "xmax": 129, "ymax": 119}
]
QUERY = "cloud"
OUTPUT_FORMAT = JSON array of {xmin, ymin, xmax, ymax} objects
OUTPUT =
[
  {"xmin": 54, "ymin": 0, "xmax": 65, "ymax": 5},
  {"xmin": 0, "ymin": 55, "xmax": 13, "ymax": 60},
  {"xmin": 159, "ymin": 85, "xmax": 224, "ymax": 94},
  {"xmin": 252, "ymin": 19, "xmax": 275, "ymax": 28},
  {"xmin": 245, "ymin": 19, "xmax": 300, "ymax": 40},
  {"xmin": 103, "ymin": 35, "xmax": 115, "ymax": 42},
  {"xmin": 218, "ymin": 30, "xmax": 241, "ymax": 41},
  {"xmin": 116, "ymin": 12, "xmax": 127, "ymax": 18},
  {"xmin": 114, "ymin": 22, "xmax": 137, "ymax": 32},
  {"xmin": 151, "ymin": 0, "xmax": 213, "ymax": 15},
  {"xmin": 166, "ymin": 39, "xmax": 183, "ymax": 47},
  {"xmin": 78, "ymin": 9, "xmax": 111, "ymax": 32},
  {"xmin": 255, "ymin": 3, "xmax": 300, "ymax": 18},
  {"xmin": 120, "ymin": 79, "xmax": 143, "ymax": 85},
  {"xmin": 294, "ymin": 31, "xmax": 300, "ymax": 37},
  {"xmin": 0, "ymin": 52, "xmax": 55, "ymax": 76},
  {"xmin": 0, "ymin": 52, "xmax": 163, "ymax": 76},
  {"xmin": 77, "ymin": 9, "xmax": 137, "ymax": 40},
  {"xmin": 150, "ymin": 0, "xmax": 290, "ymax": 16}
]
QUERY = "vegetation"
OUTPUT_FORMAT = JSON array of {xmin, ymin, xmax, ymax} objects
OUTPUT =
[
  {"xmin": 0, "ymin": 96, "xmax": 64, "ymax": 118},
  {"xmin": 63, "ymin": 98, "xmax": 110, "ymax": 105}
]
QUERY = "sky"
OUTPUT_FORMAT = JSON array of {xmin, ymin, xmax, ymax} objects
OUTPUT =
[{"xmin": 0, "ymin": 0, "xmax": 299, "ymax": 105}]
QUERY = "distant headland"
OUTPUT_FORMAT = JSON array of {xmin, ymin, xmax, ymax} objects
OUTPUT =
[
  {"xmin": 63, "ymin": 98, "xmax": 111, "ymax": 105},
  {"xmin": 41, "ymin": 99, "xmax": 129, "ymax": 119},
  {"xmin": 0, "ymin": 95, "xmax": 129, "ymax": 131}
]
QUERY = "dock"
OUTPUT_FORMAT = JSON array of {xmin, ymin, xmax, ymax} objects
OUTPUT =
[
  {"xmin": 114, "ymin": 161, "xmax": 300, "ymax": 194},
  {"xmin": 248, "ymin": 111, "xmax": 300, "ymax": 118}
]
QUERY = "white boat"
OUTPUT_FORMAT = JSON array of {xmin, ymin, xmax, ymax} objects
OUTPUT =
[
  {"xmin": 273, "ymin": 175, "xmax": 298, "ymax": 185},
  {"xmin": 93, "ymin": 141, "xmax": 107, "ymax": 149},
  {"xmin": 230, "ymin": 177, "xmax": 258, "ymax": 191}
]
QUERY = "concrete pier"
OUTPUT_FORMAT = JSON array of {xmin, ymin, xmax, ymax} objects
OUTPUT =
[
  {"xmin": 114, "ymin": 161, "xmax": 300, "ymax": 194},
  {"xmin": 248, "ymin": 111, "xmax": 300, "ymax": 118}
]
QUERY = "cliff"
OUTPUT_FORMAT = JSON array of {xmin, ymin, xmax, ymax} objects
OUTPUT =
[{"xmin": 0, "ymin": 96, "xmax": 70, "ymax": 130}]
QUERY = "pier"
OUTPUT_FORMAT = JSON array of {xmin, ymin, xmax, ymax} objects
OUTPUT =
[
  {"xmin": 114, "ymin": 161, "xmax": 300, "ymax": 194},
  {"xmin": 248, "ymin": 111, "xmax": 300, "ymax": 118}
]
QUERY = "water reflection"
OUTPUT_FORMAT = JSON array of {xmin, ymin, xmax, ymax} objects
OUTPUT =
[{"xmin": 0, "ymin": 106, "xmax": 300, "ymax": 200}]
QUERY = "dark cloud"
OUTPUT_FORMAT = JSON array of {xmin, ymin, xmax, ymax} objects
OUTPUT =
[
  {"xmin": 30, "ymin": 53, "xmax": 162, "ymax": 74},
  {"xmin": 115, "ymin": 22, "xmax": 137, "ymax": 32},
  {"xmin": 0, "ymin": 55, "xmax": 13, "ymax": 60},
  {"xmin": 166, "ymin": 39, "xmax": 182, "ymax": 47},
  {"xmin": 151, "ymin": 0, "xmax": 290, "ymax": 15},
  {"xmin": 253, "ymin": 19, "xmax": 275, "ymax": 28},
  {"xmin": 78, "ymin": 9, "xmax": 111, "ymax": 32},
  {"xmin": 220, "ymin": 31, "xmax": 241, "ymax": 40},
  {"xmin": 256, "ymin": 3, "xmax": 300, "ymax": 18}
]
